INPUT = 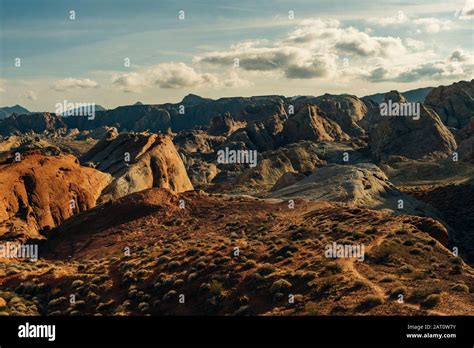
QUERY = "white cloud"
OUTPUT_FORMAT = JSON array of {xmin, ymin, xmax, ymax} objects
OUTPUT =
[
  {"xmin": 458, "ymin": 0, "xmax": 474, "ymax": 20},
  {"xmin": 364, "ymin": 50, "xmax": 474, "ymax": 82},
  {"xmin": 0, "ymin": 79, "xmax": 5, "ymax": 93},
  {"xmin": 24, "ymin": 90, "xmax": 37, "ymax": 101},
  {"xmin": 195, "ymin": 19, "xmax": 409, "ymax": 80},
  {"xmin": 404, "ymin": 38, "xmax": 425, "ymax": 50},
  {"xmin": 223, "ymin": 71, "xmax": 254, "ymax": 88},
  {"xmin": 368, "ymin": 11, "xmax": 409, "ymax": 26},
  {"xmin": 111, "ymin": 72, "xmax": 148, "ymax": 93},
  {"xmin": 368, "ymin": 11, "xmax": 453, "ymax": 33},
  {"xmin": 112, "ymin": 62, "xmax": 251, "ymax": 93},
  {"xmin": 413, "ymin": 18, "xmax": 452, "ymax": 33},
  {"xmin": 53, "ymin": 78, "xmax": 99, "ymax": 91}
]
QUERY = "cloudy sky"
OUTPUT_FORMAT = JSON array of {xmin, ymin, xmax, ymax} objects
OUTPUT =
[{"xmin": 0, "ymin": 0, "xmax": 473, "ymax": 111}]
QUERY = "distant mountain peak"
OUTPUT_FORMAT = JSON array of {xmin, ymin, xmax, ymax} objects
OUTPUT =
[
  {"xmin": 0, "ymin": 104, "xmax": 30, "ymax": 120},
  {"xmin": 181, "ymin": 94, "xmax": 212, "ymax": 104}
]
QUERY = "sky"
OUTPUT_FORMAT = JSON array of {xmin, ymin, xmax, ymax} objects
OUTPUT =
[{"xmin": 0, "ymin": 0, "xmax": 473, "ymax": 111}]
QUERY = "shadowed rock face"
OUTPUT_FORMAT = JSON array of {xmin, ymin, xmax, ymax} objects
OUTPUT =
[
  {"xmin": 295, "ymin": 94, "xmax": 368, "ymax": 137},
  {"xmin": 425, "ymin": 79, "xmax": 474, "ymax": 129},
  {"xmin": 81, "ymin": 132, "xmax": 193, "ymax": 203},
  {"xmin": 0, "ymin": 153, "xmax": 111, "ymax": 241},
  {"xmin": 457, "ymin": 118, "xmax": 474, "ymax": 163},
  {"xmin": 0, "ymin": 113, "xmax": 67, "ymax": 136},
  {"xmin": 281, "ymin": 105, "xmax": 350, "ymax": 144},
  {"xmin": 208, "ymin": 113, "xmax": 242, "ymax": 136},
  {"xmin": 369, "ymin": 91, "xmax": 457, "ymax": 160}
]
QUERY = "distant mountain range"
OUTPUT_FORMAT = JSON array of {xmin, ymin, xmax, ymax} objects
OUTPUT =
[
  {"xmin": 363, "ymin": 86, "xmax": 434, "ymax": 103},
  {"xmin": 1, "ymin": 80, "xmax": 472, "ymax": 136},
  {"xmin": 0, "ymin": 104, "xmax": 29, "ymax": 120},
  {"xmin": 60, "ymin": 104, "xmax": 107, "ymax": 117}
]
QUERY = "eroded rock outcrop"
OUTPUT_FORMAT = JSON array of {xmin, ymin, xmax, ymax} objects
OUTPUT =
[
  {"xmin": 271, "ymin": 163, "xmax": 436, "ymax": 214},
  {"xmin": 81, "ymin": 132, "xmax": 193, "ymax": 202},
  {"xmin": 425, "ymin": 79, "xmax": 474, "ymax": 129},
  {"xmin": 369, "ymin": 92, "xmax": 457, "ymax": 160},
  {"xmin": 281, "ymin": 105, "xmax": 350, "ymax": 144},
  {"xmin": 0, "ymin": 152, "xmax": 111, "ymax": 241}
]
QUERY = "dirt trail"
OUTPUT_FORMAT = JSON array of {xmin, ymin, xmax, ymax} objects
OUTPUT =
[{"xmin": 339, "ymin": 233, "xmax": 449, "ymax": 316}]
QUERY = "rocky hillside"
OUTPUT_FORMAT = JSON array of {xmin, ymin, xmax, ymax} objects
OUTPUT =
[
  {"xmin": 0, "ymin": 152, "xmax": 111, "ymax": 241},
  {"xmin": 425, "ymin": 79, "xmax": 474, "ymax": 129},
  {"xmin": 0, "ymin": 188, "xmax": 472, "ymax": 316},
  {"xmin": 369, "ymin": 92, "xmax": 457, "ymax": 160}
]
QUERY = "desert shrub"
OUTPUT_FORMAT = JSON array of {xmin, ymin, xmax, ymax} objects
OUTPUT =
[
  {"xmin": 304, "ymin": 301, "xmax": 318, "ymax": 315},
  {"xmin": 128, "ymin": 289, "xmax": 138, "ymax": 299},
  {"xmin": 186, "ymin": 248, "xmax": 199, "ymax": 256},
  {"xmin": 92, "ymin": 275, "xmax": 109, "ymax": 284},
  {"xmin": 86, "ymin": 292, "xmax": 100, "ymax": 304},
  {"xmin": 167, "ymin": 260, "xmax": 181, "ymax": 270},
  {"xmin": 209, "ymin": 280, "xmax": 224, "ymax": 295},
  {"xmin": 409, "ymin": 247, "xmax": 423, "ymax": 255},
  {"xmin": 359, "ymin": 294, "xmax": 383, "ymax": 309},
  {"xmin": 450, "ymin": 283, "xmax": 469, "ymax": 293},
  {"xmin": 324, "ymin": 262, "xmax": 342, "ymax": 274},
  {"xmin": 389, "ymin": 286, "xmax": 407, "ymax": 299},
  {"xmin": 72, "ymin": 300, "xmax": 86, "ymax": 310},
  {"xmin": 302, "ymin": 271, "xmax": 317, "ymax": 282},
  {"xmin": 96, "ymin": 300, "xmax": 114, "ymax": 311},
  {"xmin": 71, "ymin": 280, "xmax": 84, "ymax": 288},
  {"xmin": 380, "ymin": 276, "xmax": 396, "ymax": 283},
  {"xmin": 196, "ymin": 261, "xmax": 207, "ymax": 270},
  {"xmin": 242, "ymin": 260, "xmax": 256, "ymax": 270},
  {"xmin": 409, "ymin": 286, "xmax": 442, "ymax": 303},
  {"xmin": 199, "ymin": 282, "xmax": 211, "ymax": 293},
  {"xmin": 270, "ymin": 279, "xmax": 292, "ymax": 294},
  {"xmin": 450, "ymin": 257, "xmax": 462, "ymax": 265},
  {"xmin": 450, "ymin": 264, "xmax": 462, "ymax": 275},
  {"xmin": 187, "ymin": 273, "xmax": 198, "ymax": 283},
  {"xmin": 365, "ymin": 228, "xmax": 378, "ymax": 235},
  {"xmin": 423, "ymin": 238, "xmax": 435, "ymax": 246},
  {"xmin": 47, "ymin": 296, "xmax": 67, "ymax": 307},
  {"xmin": 371, "ymin": 242, "xmax": 398, "ymax": 264},
  {"xmin": 421, "ymin": 294, "xmax": 441, "ymax": 308},
  {"xmin": 245, "ymin": 273, "xmax": 264, "ymax": 286},
  {"xmin": 157, "ymin": 256, "xmax": 170, "ymax": 264},
  {"xmin": 351, "ymin": 280, "xmax": 366, "ymax": 290},
  {"xmin": 399, "ymin": 264, "xmax": 414, "ymax": 274},
  {"xmin": 138, "ymin": 302, "xmax": 149, "ymax": 310},
  {"xmin": 256, "ymin": 263, "xmax": 276, "ymax": 276}
]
